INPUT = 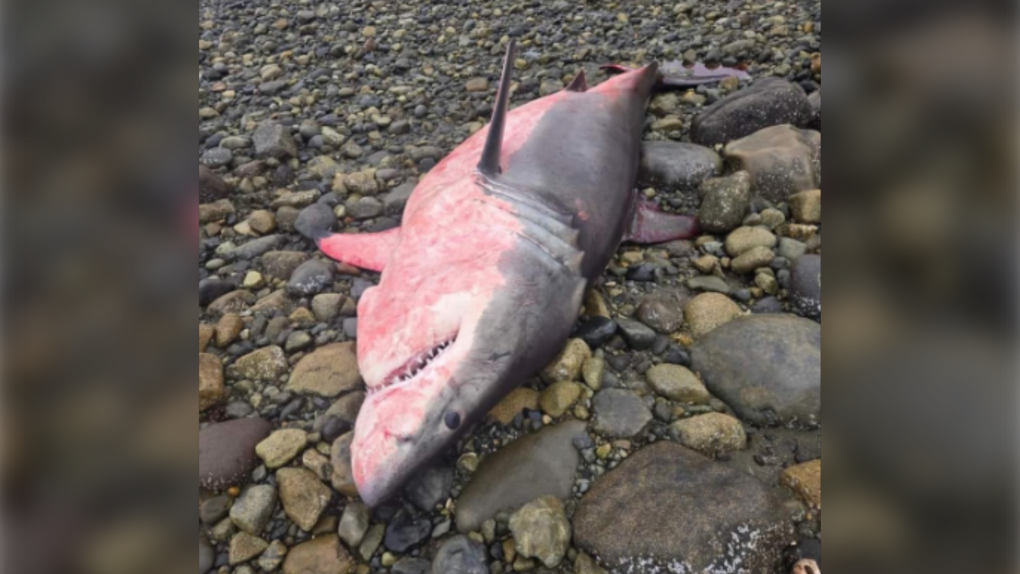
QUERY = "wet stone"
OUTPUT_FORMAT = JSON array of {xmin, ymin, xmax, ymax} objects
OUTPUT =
[
  {"xmin": 590, "ymin": 389, "xmax": 652, "ymax": 439},
  {"xmin": 573, "ymin": 317, "xmax": 617, "ymax": 349},
  {"xmin": 691, "ymin": 78, "xmax": 812, "ymax": 147},
  {"xmin": 384, "ymin": 510, "xmax": 432, "ymax": 553},
  {"xmin": 614, "ymin": 318, "xmax": 657, "ymax": 351},
  {"xmin": 432, "ymin": 535, "xmax": 488, "ymax": 574},
  {"xmin": 287, "ymin": 259, "xmax": 335, "ymax": 296}
]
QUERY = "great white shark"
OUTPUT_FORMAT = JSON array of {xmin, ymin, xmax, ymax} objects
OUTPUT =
[{"xmin": 300, "ymin": 41, "xmax": 709, "ymax": 506}]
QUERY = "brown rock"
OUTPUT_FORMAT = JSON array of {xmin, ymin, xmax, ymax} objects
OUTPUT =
[
  {"xmin": 723, "ymin": 125, "xmax": 821, "ymax": 204},
  {"xmin": 540, "ymin": 339, "xmax": 591, "ymax": 384},
  {"xmin": 668, "ymin": 412, "xmax": 747, "ymax": 456},
  {"xmin": 215, "ymin": 313, "xmax": 244, "ymax": 347},
  {"xmin": 230, "ymin": 532, "xmax": 268, "ymax": 565},
  {"xmin": 644, "ymin": 364, "xmax": 710, "ymax": 403},
  {"xmin": 199, "ymin": 324, "xmax": 215, "ymax": 352},
  {"xmin": 684, "ymin": 293, "xmax": 742, "ymax": 339},
  {"xmin": 277, "ymin": 467, "xmax": 333, "ymax": 531},
  {"xmin": 200, "ymin": 199, "xmax": 235, "ymax": 223},
  {"xmin": 208, "ymin": 290, "xmax": 255, "ymax": 314},
  {"xmin": 287, "ymin": 342, "xmax": 361, "ymax": 397},
  {"xmin": 789, "ymin": 189, "xmax": 821, "ymax": 224},
  {"xmin": 234, "ymin": 346, "xmax": 288, "ymax": 380},
  {"xmin": 539, "ymin": 382, "xmax": 583, "ymax": 418},
  {"xmin": 465, "ymin": 78, "xmax": 489, "ymax": 92},
  {"xmin": 199, "ymin": 164, "xmax": 231, "ymax": 203},
  {"xmin": 782, "ymin": 459, "xmax": 821, "ymax": 510},
  {"xmin": 330, "ymin": 432, "xmax": 358, "ymax": 497},
  {"xmin": 489, "ymin": 387, "xmax": 540, "ymax": 425},
  {"xmin": 199, "ymin": 353, "xmax": 225, "ymax": 411},
  {"xmin": 283, "ymin": 535, "xmax": 355, "ymax": 574},
  {"xmin": 255, "ymin": 428, "xmax": 308, "ymax": 469},
  {"xmin": 248, "ymin": 210, "xmax": 277, "ymax": 234}
]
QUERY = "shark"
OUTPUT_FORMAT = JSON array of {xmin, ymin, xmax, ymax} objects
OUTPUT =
[{"xmin": 299, "ymin": 40, "xmax": 705, "ymax": 506}]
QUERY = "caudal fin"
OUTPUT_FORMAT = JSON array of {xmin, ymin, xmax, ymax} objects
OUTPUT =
[{"xmin": 477, "ymin": 39, "xmax": 517, "ymax": 176}]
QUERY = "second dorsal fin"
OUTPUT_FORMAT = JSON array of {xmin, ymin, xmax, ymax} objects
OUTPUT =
[
  {"xmin": 477, "ymin": 39, "xmax": 517, "ymax": 176},
  {"xmin": 565, "ymin": 70, "xmax": 587, "ymax": 92}
]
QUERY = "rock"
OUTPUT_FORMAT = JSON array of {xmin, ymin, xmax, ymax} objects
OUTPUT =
[
  {"xmin": 282, "ymin": 535, "xmax": 355, "ymax": 574},
  {"xmin": 254, "ymin": 123, "xmax": 298, "ymax": 159},
  {"xmin": 215, "ymin": 313, "xmax": 243, "ymax": 347},
  {"xmin": 781, "ymin": 460, "xmax": 822, "ymax": 510},
  {"xmin": 384, "ymin": 510, "xmax": 432, "ymax": 553},
  {"xmin": 311, "ymin": 293, "xmax": 345, "ymax": 321},
  {"xmin": 465, "ymin": 78, "xmax": 489, "ymax": 92},
  {"xmin": 540, "ymin": 338, "xmax": 591, "ymax": 383},
  {"xmin": 230, "ymin": 484, "xmax": 278, "ymax": 535},
  {"xmin": 590, "ymin": 389, "xmax": 652, "ymax": 439},
  {"xmin": 808, "ymin": 90, "xmax": 821, "ymax": 130},
  {"xmin": 278, "ymin": 467, "xmax": 333, "ymax": 531},
  {"xmin": 489, "ymin": 387, "xmax": 539, "ymax": 425},
  {"xmin": 287, "ymin": 342, "xmax": 361, "ymax": 397},
  {"xmin": 581, "ymin": 353, "xmax": 605, "ymax": 391},
  {"xmin": 573, "ymin": 317, "xmax": 617, "ymax": 349},
  {"xmin": 686, "ymin": 275, "xmax": 731, "ymax": 294},
  {"xmin": 230, "ymin": 532, "xmax": 268, "ymax": 565},
  {"xmin": 255, "ymin": 428, "xmax": 307, "ymax": 469},
  {"xmin": 359, "ymin": 524, "xmax": 385, "ymax": 561},
  {"xmin": 725, "ymin": 226, "xmax": 777, "ymax": 256},
  {"xmin": 248, "ymin": 210, "xmax": 276, "ymax": 234},
  {"xmin": 778, "ymin": 237, "xmax": 807, "ymax": 260},
  {"xmin": 347, "ymin": 196, "xmax": 384, "ymax": 219},
  {"xmin": 343, "ymin": 170, "xmax": 380, "ymax": 195},
  {"xmin": 789, "ymin": 254, "xmax": 821, "ymax": 319},
  {"xmin": 638, "ymin": 142, "xmax": 721, "ymax": 192},
  {"xmin": 262, "ymin": 251, "xmax": 310, "ymax": 280},
  {"xmin": 690, "ymin": 314, "xmax": 820, "ymax": 427},
  {"xmin": 199, "ymin": 495, "xmax": 231, "ymax": 525},
  {"xmin": 684, "ymin": 293, "xmax": 742, "ymax": 339},
  {"xmin": 644, "ymin": 364, "xmax": 710, "ymax": 403},
  {"xmin": 723, "ymin": 125, "xmax": 822, "ymax": 204},
  {"xmin": 287, "ymin": 259, "xmax": 335, "ymax": 296},
  {"xmin": 295, "ymin": 203, "xmax": 337, "ymax": 241},
  {"xmin": 199, "ymin": 418, "xmax": 272, "ymax": 490},
  {"xmin": 338, "ymin": 502, "xmax": 370, "ymax": 548},
  {"xmin": 199, "ymin": 534, "xmax": 213, "ymax": 574},
  {"xmin": 383, "ymin": 183, "xmax": 415, "ymax": 216},
  {"xmin": 698, "ymin": 171, "xmax": 752, "ymax": 233},
  {"xmin": 539, "ymin": 381, "xmax": 583, "ymax": 417},
  {"xmin": 691, "ymin": 78, "xmax": 812, "ymax": 146},
  {"xmin": 636, "ymin": 297, "xmax": 684, "ymax": 334},
  {"xmin": 432, "ymin": 535, "xmax": 488, "ymax": 574},
  {"xmin": 405, "ymin": 464, "xmax": 454, "ymax": 511},
  {"xmin": 199, "ymin": 199, "xmax": 235, "ymax": 223},
  {"xmin": 234, "ymin": 346, "xmax": 288, "ymax": 380},
  {"xmin": 509, "ymin": 496, "xmax": 572, "ymax": 568},
  {"xmin": 321, "ymin": 391, "xmax": 365, "ymax": 432},
  {"xmin": 201, "ymin": 147, "xmax": 233, "ymax": 168},
  {"xmin": 669, "ymin": 412, "xmax": 747, "ymax": 456},
  {"xmin": 251, "ymin": 290, "xmax": 293, "ymax": 316},
  {"xmin": 258, "ymin": 540, "xmax": 288, "ymax": 572},
  {"xmin": 330, "ymin": 432, "xmax": 358, "ymax": 497},
  {"xmin": 573, "ymin": 442, "xmax": 792, "ymax": 572},
  {"xmin": 789, "ymin": 189, "xmax": 821, "ymax": 223},
  {"xmin": 271, "ymin": 191, "xmax": 319, "ymax": 209},
  {"xmin": 394, "ymin": 557, "xmax": 431, "ymax": 574},
  {"xmin": 199, "ymin": 164, "xmax": 231, "ymax": 203},
  {"xmin": 456, "ymin": 421, "xmax": 585, "ymax": 533},
  {"xmin": 308, "ymin": 156, "xmax": 340, "ymax": 179},
  {"xmin": 208, "ymin": 290, "xmax": 255, "ymax": 314},
  {"xmin": 227, "ymin": 235, "xmax": 285, "ymax": 260},
  {"xmin": 199, "ymin": 353, "xmax": 225, "ymax": 411},
  {"xmin": 731, "ymin": 245, "xmax": 776, "ymax": 274},
  {"xmin": 200, "ymin": 278, "xmax": 237, "ymax": 307},
  {"xmin": 614, "ymin": 318, "xmax": 657, "ymax": 350},
  {"xmin": 574, "ymin": 552, "xmax": 608, "ymax": 574}
]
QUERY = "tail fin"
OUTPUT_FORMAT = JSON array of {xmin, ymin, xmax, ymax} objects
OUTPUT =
[{"xmin": 477, "ymin": 39, "xmax": 517, "ymax": 176}]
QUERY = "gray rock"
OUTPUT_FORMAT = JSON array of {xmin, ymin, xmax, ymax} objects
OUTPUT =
[
  {"xmin": 294, "ymin": 203, "xmax": 337, "ymax": 241},
  {"xmin": 347, "ymin": 196, "xmax": 384, "ymax": 220},
  {"xmin": 201, "ymin": 147, "xmax": 233, "ymax": 168},
  {"xmin": 338, "ymin": 502, "xmax": 370, "ymax": 548},
  {"xmin": 311, "ymin": 293, "xmax": 344, "ymax": 321},
  {"xmin": 590, "ymin": 389, "xmax": 652, "ymax": 439},
  {"xmin": 262, "ymin": 251, "xmax": 309, "ymax": 280},
  {"xmin": 636, "ymin": 297, "xmax": 684, "ymax": 334},
  {"xmin": 573, "ymin": 442, "xmax": 793, "ymax": 572},
  {"xmin": 385, "ymin": 510, "xmax": 432, "ymax": 553},
  {"xmin": 614, "ymin": 318, "xmax": 657, "ymax": 350},
  {"xmin": 199, "ymin": 164, "xmax": 231, "ymax": 203},
  {"xmin": 253, "ymin": 123, "xmax": 298, "ymax": 159},
  {"xmin": 405, "ymin": 464, "xmax": 454, "ymax": 511},
  {"xmin": 432, "ymin": 535, "xmax": 488, "ymax": 574},
  {"xmin": 808, "ymin": 89, "xmax": 821, "ymax": 130},
  {"xmin": 227, "ymin": 235, "xmax": 285, "ymax": 260},
  {"xmin": 778, "ymin": 237, "xmax": 807, "ymax": 261},
  {"xmin": 645, "ymin": 364, "xmax": 710, "ymax": 403},
  {"xmin": 691, "ymin": 78, "xmax": 812, "ymax": 147},
  {"xmin": 199, "ymin": 418, "xmax": 272, "ymax": 490},
  {"xmin": 384, "ymin": 183, "xmax": 416, "ymax": 216},
  {"xmin": 287, "ymin": 259, "xmax": 334, "ymax": 296},
  {"xmin": 456, "ymin": 420, "xmax": 585, "ymax": 533},
  {"xmin": 199, "ymin": 495, "xmax": 231, "ymax": 525},
  {"xmin": 230, "ymin": 484, "xmax": 278, "ymax": 535},
  {"xmin": 638, "ymin": 141, "xmax": 722, "ymax": 192},
  {"xmin": 686, "ymin": 275, "xmax": 731, "ymax": 294},
  {"xmin": 199, "ymin": 534, "xmax": 214, "ymax": 574},
  {"xmin": 789, "ymin": 254, "xmax": 821, "ymax": 319},
  {"xmin": 394, "ymin": 557, "xmax": 431, "ymax": 574},
  {"xmin": 724, "ymin": 125, "xmax": 822, "ymax": 203},
  {"xmin": 691, "ymin": 314, "xmax": 820, "ymax": 427},
  {"xmin": 698, "ymin": 171, "xmax": 752, "ymax": 233}
]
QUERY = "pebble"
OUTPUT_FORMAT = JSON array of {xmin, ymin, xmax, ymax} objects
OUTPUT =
[
  {"xmin": 286, "ymin": 342, "xmax": 360, "ymax": 397},
  {"xmin": 781, "ymin": 459, "xmax": 822, "ymax": 509},
  {"xmin": 199, "ymin": 534, "xmax": 214, "ymax": 574},
  {"xmin": 698, "ymin": 171, "xmax": 752, "ymax": 233},
  {"xmin": 282, "ymin": 535, "xmax": 355, "ymax": 574},
  {"xmin": 539, "ymin": 338, "xmax": 591, "ymax": 384},
  {"xmin": 287, "ymin": 259, "xmax": 335, "ymax": 296},
  {"xmin": 669, "ymin": 412, "xmax": 747, "ymax": 456},
  {"xmin": 725, "ymin": 226, "xmax": 778, "ymax": 256},
  {"xmin": 277, "ymin": 467, "xmax": 333, "ymax": 531},
  {"xmin": 255, "ymin": 428, "xmax": 308, "ymax": 469},
  {"xmin": 539, "ymin": 381, "xmax": 583, "ymax": 418},
  {"xmin": 405, "ymin": 464, "xmax": 454, "ymax": 511},
  {"xmin": 384, "ymin": 510, "xmax": 432, "ymax": 553},
  {"xmin": 253, "ymin": 123, "xmax": 297, "ymax": 159},
  {"xmin": 200, "ymin": 418, "xmax": 272, "ymax": 490},
  {"xmin": 432, "ymin": 535, "xmax": 488, "ymax": 574},
  {"xmin": 731, "ymin": 245, "xmax": 776, "ymax": 273},
  {"xmin": 684, "ymin": 293, "xmax": 743, "ymax": 339},
  {"xmin": 199, "ymin": 353, "xmax": 225, "ymax": 411},
  {"xmin": 330, "ymin": 432, "xmax": 358, "ymax": 497},
  {"xmin": 590, "ymin": 389, "xmax": 652, "ymax": 439},
  {"xmin": 691, "ymin": 78, "xmax": 813, "ymax": 146},
  {"xmin": 789, "ymin": 254, "xmax": 821, "ymax": 319},
  {"xmin": 685, "ymin": 275, "xmax": 731, "ymax": 294},
  {"xmin": 338, "ymin": 502, "xmax": 371, "ymax": 548},
  {"xmin": 509, "ymin": 496, "xmax": 572, "ymax": 568},
  {"xmin": 572, "ymin": 317, "xmax": 617, "ymax": 349},
  {"xmin": 613, "ymin": 318, "xmax": 657, "ymax": 350},
  {"xmin": 230, "ymin": 484, "xmax": 277, "ymax": 535},
  {"xmin": 230, "ymin": 531, "xmax": 268, "ymax": 565},
  {"xmin": 644, "ymin": 364, "xmax": 710, "ymax": 403},
  {"xmin": 789, "ymin": 189, "xmax": 822, "ymax": 223},
  {"xmin": 201, "ymin": 147, "xmax": 233, "ymax": 168}
]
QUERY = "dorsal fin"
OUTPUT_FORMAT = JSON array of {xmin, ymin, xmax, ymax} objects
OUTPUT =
[
  {"xmin": 565, "ymin": 70, "xmax": 587, "ymax": 92},
  {"xmin": 478, "ymin": 39, "xmax": 517, "ymax": 176}
]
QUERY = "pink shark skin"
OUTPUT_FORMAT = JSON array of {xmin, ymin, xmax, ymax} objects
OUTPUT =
[{"xmin": 300, "ymin": 60, "xmax": 695, "ymax": 506}]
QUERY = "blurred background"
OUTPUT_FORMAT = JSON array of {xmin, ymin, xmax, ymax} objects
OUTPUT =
[{"xmin": 2, "ymin": 0, "xmax": 1018, "ymax": 572}]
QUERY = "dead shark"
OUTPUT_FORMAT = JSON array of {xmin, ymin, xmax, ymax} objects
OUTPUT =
[{"xmin": 299, "ymin": 41, "xmax": 702, "ymax": 506}]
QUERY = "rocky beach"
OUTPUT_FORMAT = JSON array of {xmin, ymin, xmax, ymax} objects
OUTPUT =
[{"xmin": 199, "ymin": 0, "xmax": 822, "ymax": 572}]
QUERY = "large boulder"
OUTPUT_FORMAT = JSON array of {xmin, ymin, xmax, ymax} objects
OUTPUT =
[
  {"xmin": 691, "ymin": 78, "xmax": 813, "ymax": 146},
  {"xmin": 723, "ymin": 125, "xmax": 822, "ymax": 204},
  {"xmin": 572, "ymin": 441, "xmax": 793, "ymax": 572},
  {"xmin": 691, "ymin": 314, "xmax": 820, "ymax": 427}
]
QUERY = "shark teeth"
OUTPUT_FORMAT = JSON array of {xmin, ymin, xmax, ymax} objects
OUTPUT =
[{"xmin": 374, "ymin": 339, "xmax": 455, "ymax": 394}]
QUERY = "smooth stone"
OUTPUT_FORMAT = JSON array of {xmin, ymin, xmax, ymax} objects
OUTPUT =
[
  {"xmin": 277, "ymin": 467, "xmax": 333, "ymax": 531},
  {"xmin": 384, "ymin": 183, "xmax": 415, "ymax": 215},
  {"xmin": 685, "ymin": 275, "xmax": 731, "ymax": 294},
  {"xmin": 230, "ymin": 532, "xmax": 268, "ymax": 565},
  {"xmin": 294, "ymin": 203, "xmax": 338, "ymax": 241},
  {"xmin": 234, "ymin": 346, "xmax": 288, "ymax": 380},
  {"xmin": 789, "ymin": 189, "xmax": 821, "ymax": 223},
  {"xmin": 393, "ymin": 557, "xmax": 432, "ymax": 574},
  {"xmin": 725, "ymin": 226, "xmax": 777, "ymax": 256},
  {"xmin": 539, "ymin": 381, "xmax": 583, "ymax": 418},
  {"xmin": 508, "ymin": 496, "xmax": 571, "ymax": 568},
  {"xmin": 282, "ymin": 535, "xmax": 355, "ymax": 574},
  {"xmin": 287, "ymin": 342, "xmax": 361, "ymax": 397},
  {"xmin": 201, "ymin": 147, "xmax": 233, "ymax": 168},
  {"xmin": 684, "ymin": 293, "xmax": 743, "ymax": 339},
  {"xmin": 781, "ymin": 459, "xmax": 822, "ymax": 510},
  {"xmin": 539, "ymin": 338, "xmax": 591, "ymax": 384},
  {"xmin": 808, "ymin": 89, "xmax": 821, "ymax": 130},
  {"xmin": 590, "ymin": 389, "xmax": 652, "ymax": 439},
  {"xmin": 614, "ymin": 318, "xmax": 656, "ymax": 350},
  {"xmin": 638, "ymin": 141, "xmax": 722, "ymax": 192},
  {"xmin": 227, "ymin": 235, "xmax": 285, "ymax": 260},
  {"xmin": 691, "ymin": 314, "xmax": 820, "ymax": 427},
  {"xmin": 199, "ymin": 534, "xmax": 214, "ymax": 574},
  {"xmin": 199, "ymin": 164, "xmax": 231, "ymax": 203},
  {"xmin": 691, "ymin": 78, "xmax": 812, "ymax": 146},
  {"xmin": 254, "ymin": 123, "xmax": 298, "ymax": 159},
  {"xmin": 199, "ymin": 353, "xmax": 225, "ymax": 411},
  {"xmin": 573, "ymin": 442, "xmax": 792, "ymax": 572},
  {"xmin": 731, "ymin": 245, "xmax": 776, "ymax": 274},
  {"xmin": 636, "ymin": 296, "xmax": 684, "ymax": 334},
  {"xmin": 287, "ymin": 259, "xmax": 335, "ymax": 296},
  {"xmin": 330, "ymin": 432, "xmax": 358, "ymax": 497},
  {"xmin": 255, "ymin": 428, "xmax": 307, "ymax": 469},
  {"xmin": 644, "ymin": 364, "xmax": 710, "ymax": 403},
  {"xmin": 788, "ymin": 254, "xmax": 821, "ymax": 319},
  {"xmin": 455, "ymin": 420, "xmax": 586, "ymax": 533},
  {"xmin": 432, "ymin": 535, "xmax": 488, "ymax": 574},
  {"xmin": 698, "ymin": 171, "xmax": 752, "ymax": 233},
  {"xmin": 261, "ymin": 251, "xmax": 310, "ymax": 280},
  {"xmin": 199, "ymin": 418, "xmax": 272, "ymax": 490},
  {"xmin": 488, "ymin": 387, "xmax": 539, "ymax": 425},
  {"xmin": 572, "ymin": 317, "xmax": 617, "ymax": 349},
  {"xmin": 724, "ymin": 125, "xmax": 822, "ymax": 204},
  {"xmin": 230, "ymin": 484, "xmax": 278, "ymax": 535},
  {"xmin": 669, "ymin": 412, "xmax": 747, "ymax": 456},
  {"xmin": 338, "ymin": 502, "xmax": 371, "ymax": 548}
]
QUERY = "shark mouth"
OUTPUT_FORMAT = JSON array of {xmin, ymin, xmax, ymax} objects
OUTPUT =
[{"xmin": 371, "ymin": 336, "xmax": 457, "ymax": 396}]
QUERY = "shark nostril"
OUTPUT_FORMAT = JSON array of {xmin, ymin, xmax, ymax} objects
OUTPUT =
[{"xmin": 444, "ymin": 411, "xmax": 461, "ymax": 430}]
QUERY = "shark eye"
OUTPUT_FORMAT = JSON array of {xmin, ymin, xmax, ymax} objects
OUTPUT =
[{"xmin": 444, "ymin": 411, "xmax": 461, "ymax": 430}]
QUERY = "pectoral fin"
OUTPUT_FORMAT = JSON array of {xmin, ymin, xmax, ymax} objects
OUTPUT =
[
  {"xmin": 318, "ymin": 228, "xmax": 400, "ymax": 272},
  {"xmin": 626, "ymin": 199, "xmax": 699, "ymax": 244}
]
